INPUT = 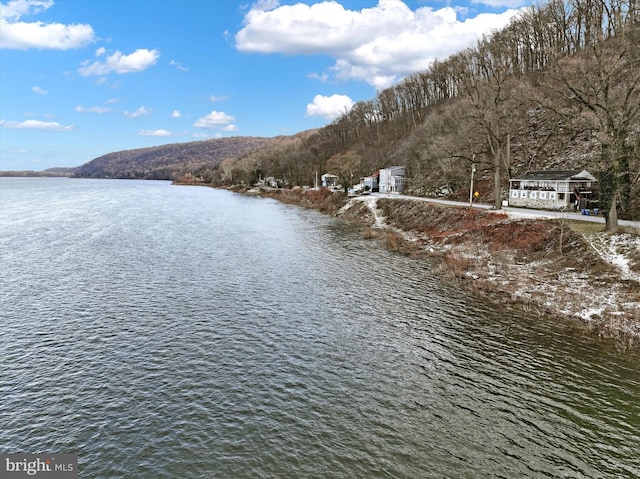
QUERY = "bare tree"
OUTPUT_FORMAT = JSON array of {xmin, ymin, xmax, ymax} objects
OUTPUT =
[
  {"xmin": 325, "ymin": 150, "xmax": 362, "ymax": 192},
  {"xmin": 545, "ymin": 24, "xmax": 640, "ymax": 231},
  {"xmin": 456, "ymin": 39, "xmax": 530, "ymax": 209}
]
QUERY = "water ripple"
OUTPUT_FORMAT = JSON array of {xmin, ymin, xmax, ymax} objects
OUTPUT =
[{"xmin": 1, "ymin": 178, "xmax": 639, "ymax": 478}]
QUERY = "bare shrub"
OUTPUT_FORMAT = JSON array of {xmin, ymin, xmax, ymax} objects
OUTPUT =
[{"xmin": 439, "ymin": 252, "xmax": 475, "ymax": 279}]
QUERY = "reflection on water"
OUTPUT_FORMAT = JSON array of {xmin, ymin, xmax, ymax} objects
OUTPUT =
[{"xmin": 1, "ymin": 178, "xmax": 638, "ymax": 478}]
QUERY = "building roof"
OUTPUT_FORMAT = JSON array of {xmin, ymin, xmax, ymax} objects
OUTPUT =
[{"xmin": 511, "ymin": 170, "xmax": 596, "ymax": 182}]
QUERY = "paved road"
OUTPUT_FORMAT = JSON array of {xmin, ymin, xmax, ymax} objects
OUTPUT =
[{"xmin": 370, "ymin": 193, "xmax": 640, "ymax": 229}]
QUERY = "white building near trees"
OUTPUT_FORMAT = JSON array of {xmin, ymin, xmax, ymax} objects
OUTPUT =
[
  {"xmin": 321, "ymin": 173, "xmax": 338, "ymax": 188},
  {"xmin": 379, "ymin": 166, "xmax": 406, "ymax": 194},
  {"xmin": 508, "ymin": 170, "xmax": 597, "ymax": 211}
]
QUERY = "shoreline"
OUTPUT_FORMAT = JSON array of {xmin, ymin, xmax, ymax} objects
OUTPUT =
[
  {"xmin": 351, "ymin": 196, "xmax": 640, "ymax": 347},
  {"xmin": 186, "ymin": 183, "xmax": 640, "ymax": 348}
]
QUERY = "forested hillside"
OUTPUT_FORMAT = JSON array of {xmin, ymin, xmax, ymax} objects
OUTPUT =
[
  {"xmin": 73, "ymin": 136, "xmax": 275, "ymax": 180},
  {"xmin": 73, "ymin": 0, "xmax": 639, "ymax": 228},
  {"xmin": 189, "ymin": 0, "xmax": 638, "ymax": 227}
]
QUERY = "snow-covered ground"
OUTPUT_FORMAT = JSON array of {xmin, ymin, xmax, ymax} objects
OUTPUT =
[{"xmin": 585, "ymin": 233, "xmax": 640, "ymax": 283}]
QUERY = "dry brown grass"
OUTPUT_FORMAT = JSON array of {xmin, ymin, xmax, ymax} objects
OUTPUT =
[
  {"xmin": 258, "ymin": 187, "xmax": 349, "ymax": 214},
  {"xmin": 342, "ymin": 202, "xmax": 376, "ymax": 226},
  {"xmin": 582, "ymin": 313, "xmax": 640, "ymax": 350},
  {"xmin": 378, "ymin": 199, "xmax": 585, "ymax": 260},
  {"xmin": 361, "ymin": 228, "xmax": 421, "ymax": 255},
  {"xmin": 438, "ymin": 252, "xmax": 476, "ymax": 279}
]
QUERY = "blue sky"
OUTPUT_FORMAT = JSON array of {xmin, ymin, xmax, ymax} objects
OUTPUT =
[{"xmin": 0, "ymin": 0, "xmax": 530, "ymax": 171}]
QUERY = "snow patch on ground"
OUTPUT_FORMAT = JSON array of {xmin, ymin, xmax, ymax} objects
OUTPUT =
[
  {"xmin": 343, "ymin": 196, "xmax": 385, "ymax": 227},
  {"xmin": 585, "ymin": 232, "xmax": 640, "ymax": 283}
]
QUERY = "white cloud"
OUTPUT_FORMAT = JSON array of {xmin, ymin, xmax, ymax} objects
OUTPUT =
[
  {"xmin": 1, "ymin": 0, "xmax": 53, "ymax": 19},
  {"xmin": 95, "ymin": 78, "xmax": 121, "ymax": 88},
  {"xmin": 75, "ymin": 105, "xmax": 110, "ymax": 114},
  {"xmin": 0, "ymin": 119, "xmax": 73, "ymax": 130},
  {"xmin": 138, "ymin": 129, "xmax": 172, "ymax": 137},
  {"xmin": 210, "ymin": 95, "xmax": 230, "ymax": 103},
  {"xmin": 169, "ymin": 60, "xmax": 188, "ymax": 71},
  {"xmin": 306, "ymin": 94, "xmax": 354, "ymax": 120},
  {"xmin": 171, "ymin": 110, "xmax": 181, "ymax": 118},
  {"xmin": 123, "ymin": 106, "xmax": 149, "ymax": 119},
  {"xmin": 95, "ymin": 46, "xmax": 106, "ymax": 56},
  {"xmin": 307, "ymin": 72, "xmax": 329, "ymax": 82},
  {"xmin": 32, "ymin": 86, "xmax": 47, "ymax": 94},
  {"xmin": 472, "ymin": 0, "xmax": 527, "ymax": 8},
  {"xmin": 78, "ymin": 48, "xmax": 160, "ymax": 76},
  {"xmin": 0, "ymin": 0, "xmax": 95, "ymax": 50},
  {"xmin": 222, "ymin": 124, "xmax": 239, "ymax": 132},
  {"xmin": 193, "ymin": 110, "xmax": 236, "ymax": 129},
  {"xmin": 252, "ymin": 0, "xmax": 280, "ymax": 11},
  {"xmin": 236, "ymin": 0, "xmax": 522, "ymax": 89}
]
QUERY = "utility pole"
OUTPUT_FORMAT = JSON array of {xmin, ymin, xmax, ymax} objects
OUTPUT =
[{"xmin": 469, "ymin": 159, "xmax": 477, "ymax": 208}]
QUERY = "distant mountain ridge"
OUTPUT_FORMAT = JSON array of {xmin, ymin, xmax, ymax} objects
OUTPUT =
[
  {"xmin": 0, "ymin": 167, "xmax": 77, "ymax": 177},
  {"xmin": 73, "ymin": 136, "xmax": 275, "ymax": 180}
]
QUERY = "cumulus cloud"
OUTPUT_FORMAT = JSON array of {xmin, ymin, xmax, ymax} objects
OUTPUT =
[
  {"xmin": 32, "ymin": 86, "xmax": 47, "ymax": 94},
  {"xmin": 123, "ymin": 106, "xmax": 149, "ymax": 119},
  {"xmin": 78, "ymin": 48, "xmax": 160, "ymax": 76},
  {"xmin": 472, "ymin": 0, "xmax": 528, "ymax": 8},
  {"xmin": 1, "ymin": 0, "xmax": 52, "ymax": 19},
  {"xmin": 306, "ymin": 94, "xmax": 354, "ymax": 120},
  {"xmin": 236, "ymin": 0, "xmax": 521, "ymax": 89},
  {"xmin": 0, "ymin": 119, "xmax": 73, "ymax": 130},
  {"xmin": 171, "ymin": 110, "xmax": 181, "ymax": 118},
  {"xmin": 0, "ymin": 0, "xmax": 95, "ymax": 50},
  {"xmin": 193, "ymin": 111, "xmax": 236, "ymax": 129},
  {"xmin": 138, "ymin": 129, "xmax": 172, "ymax": 136},
  {"xmin": 75, "ymin": 105, "xmax": 110, "ymax": 113}
]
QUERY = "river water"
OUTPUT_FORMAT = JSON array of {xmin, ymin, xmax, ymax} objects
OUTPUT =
[{"xmin": 0, "ymin": 178, "xmax": 638, "ymax": 478}]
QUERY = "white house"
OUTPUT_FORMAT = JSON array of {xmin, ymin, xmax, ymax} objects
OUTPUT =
[
  {"xmin": 321, "ymin": 173, "xmax": 339, "ymax": 188},
  {"xmin": 508, "ymin": 170, "xmax": 597, "ymax": 210},
  {"xmin": 361, "ymin": 170, "xmax": 379, "ymax": 192},
  {"xmin": 379, "ymin": 166, "xmax": 406, "ymax": 194}
]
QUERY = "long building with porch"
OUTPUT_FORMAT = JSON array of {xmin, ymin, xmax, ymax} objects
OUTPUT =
[{"xmin": 508, "ymin": 170, "xmax": 597, "ymax": 211}]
